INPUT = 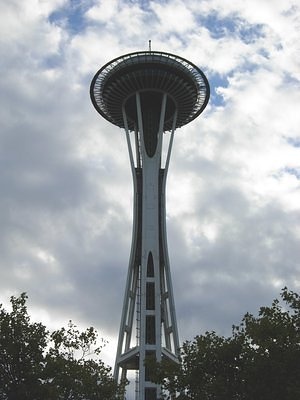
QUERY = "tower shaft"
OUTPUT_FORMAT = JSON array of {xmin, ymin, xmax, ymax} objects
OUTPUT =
[{"xmin": 114, "ymin": 92, "xmax": 179, "ymax": 400}]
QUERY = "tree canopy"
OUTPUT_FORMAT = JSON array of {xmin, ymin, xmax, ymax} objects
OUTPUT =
[
  {"xmin": 150, "ymin": 287, "xmax": 300, "ymax": 400},
  {"xmin": 0, "ymin": 293, "xmax": 125, "ymax": 400}
]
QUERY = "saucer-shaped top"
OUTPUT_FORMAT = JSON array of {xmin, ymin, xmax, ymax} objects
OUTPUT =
[{"xmin": 90, "ymin": 51, "xmax": 210, "ymax": 131}]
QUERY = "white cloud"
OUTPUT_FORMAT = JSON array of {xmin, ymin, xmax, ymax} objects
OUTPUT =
[
  {"xmin": 0, "ymin": 0, "xmax": 64, "ymax": 58},
  {"xmin": 150, "ymin": 0, "xmax": 196, "ymax": 33},
  {"xmin": 85, "ymin": 0, "xmax": 118, "ymax": 22}
]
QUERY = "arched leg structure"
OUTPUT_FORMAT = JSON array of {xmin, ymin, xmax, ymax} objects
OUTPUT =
[{"xmin": 114, "ymin": 91, "xmax": 179, "ymax": 400}]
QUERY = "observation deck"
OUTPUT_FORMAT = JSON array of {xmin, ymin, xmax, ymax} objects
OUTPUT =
[{"xmin": 90, "ymin": 51, "xmax": 210, "ymax": 131}]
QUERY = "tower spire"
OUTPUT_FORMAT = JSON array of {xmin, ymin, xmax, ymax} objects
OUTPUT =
[{"xmin": 90, "ymin": 50, "xmax": 209, "ymax": 400}]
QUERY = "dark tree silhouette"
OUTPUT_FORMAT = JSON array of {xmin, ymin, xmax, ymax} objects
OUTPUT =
[
  {"xmin": 149, "ymin": 288, "xmax": 300, "ymax": 400},
  {"xmin": 0, "ymin": 293, "xmax": 125, "ymax": 400}
]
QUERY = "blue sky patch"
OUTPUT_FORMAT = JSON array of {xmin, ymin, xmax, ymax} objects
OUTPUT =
[
  {"xmin": 284, "ymin": 167, "xmax": 300, "ymax": 179},
  {"xmin": 49, "ymin": 0, "xmax": 94, "ymax": 34},
  {"xmin": 198, "ymin": 12, "xmax": 265, "ymax": 44},
  {"xmin": 286, "ymin": 137, "xmax": 300, "ymax": 148},
  {"xmin": 209, "ymin": 73, "xmax": 229, "ymax": 106}
]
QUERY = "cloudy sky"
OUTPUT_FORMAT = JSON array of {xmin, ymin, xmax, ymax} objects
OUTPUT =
[{"xmin": 1, "ymin": 0, "xmax": 300, "ymax": 369}]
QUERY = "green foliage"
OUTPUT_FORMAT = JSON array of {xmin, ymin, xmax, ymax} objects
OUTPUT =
[
  {"xmin": 0, "ymin": 293, "xmax": 124, "ymax": 400},
  {"xmin": 151, "ymin": 288, "xmax": 300, "ymax": 400}
]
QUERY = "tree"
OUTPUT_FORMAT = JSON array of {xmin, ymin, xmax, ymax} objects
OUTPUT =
[
  {"xmin": 150, "ymin": 288, "xmax": 300, "ymax": 400},
  {"xmin": 0, "ymin": 293, "xmax": 125, "ymax": 400}
]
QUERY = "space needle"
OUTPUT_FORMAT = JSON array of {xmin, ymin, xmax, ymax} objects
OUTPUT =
[{"xmin": 90, "ymin": 47, "xmax": 209, "ymax": 400}]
